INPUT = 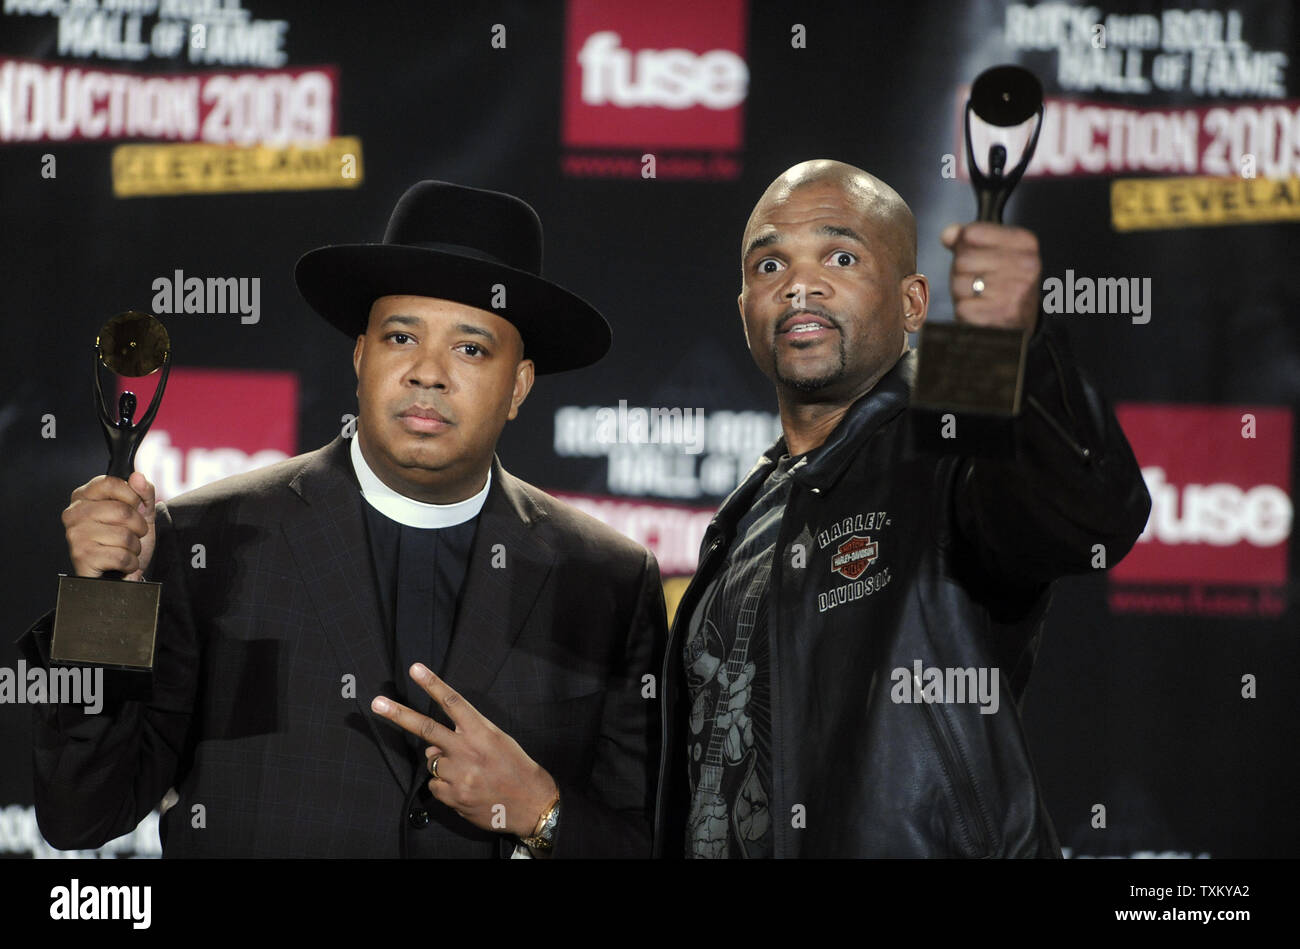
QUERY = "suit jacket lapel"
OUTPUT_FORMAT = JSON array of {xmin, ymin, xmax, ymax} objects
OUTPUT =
[
  {"xmin": 441, "ymin": 457, "xmax": 555, "ymax": 699},
  {"xmin": 281, "ymin": 435, "xmax": 411, "ymax": 789}
]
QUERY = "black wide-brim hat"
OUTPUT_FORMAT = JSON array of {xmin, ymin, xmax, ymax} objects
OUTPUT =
[{"xmin": 295, "ymin": 180, "xmax": 611, "ymax": 374}]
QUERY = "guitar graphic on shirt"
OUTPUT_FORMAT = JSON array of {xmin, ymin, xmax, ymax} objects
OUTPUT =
[{"xmin": 687, "ymin": 561, "xmax": 770, "ymax": 859}]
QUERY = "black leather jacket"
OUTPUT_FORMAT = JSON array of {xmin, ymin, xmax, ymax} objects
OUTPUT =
[{"xmin": 654, "ymin": 317, "xmax": 1152, "ymax": 857}]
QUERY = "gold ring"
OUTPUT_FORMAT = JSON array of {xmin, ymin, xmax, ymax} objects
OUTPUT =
[{"xmin": 429, "ymin": 754, "xmax": 443, "ymax": 781}]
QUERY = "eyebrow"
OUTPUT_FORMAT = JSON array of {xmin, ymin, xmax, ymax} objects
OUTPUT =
[
  {"xmin": 379, "ymin": 314, "xmax": 497, "ymax": 344},
  {"xmin": 454, "ymin": 322, "xmax": 497, "ymax": 343},
  {"xmin": 743, "ymin": 223, "xmax": 870, "ymax": 262},
  {"xmin": 380, "ymin": 314, "xmax": 422, "ymax": 328}
]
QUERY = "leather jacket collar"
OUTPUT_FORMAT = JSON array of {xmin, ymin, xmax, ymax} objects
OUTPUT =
[{"xmin": 730, "ymin": 348, "xmax": 917, "ymax": 505}]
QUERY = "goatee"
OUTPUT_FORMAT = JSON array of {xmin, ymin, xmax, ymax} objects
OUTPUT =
[{"xmin": 776, "ymin": 335, "xmax": 847, "ymax": 392}]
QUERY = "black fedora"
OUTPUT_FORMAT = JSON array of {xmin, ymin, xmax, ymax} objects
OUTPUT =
[{"xmin": 295, "ymin": 180, "xmax": 611, "ymax": 374}]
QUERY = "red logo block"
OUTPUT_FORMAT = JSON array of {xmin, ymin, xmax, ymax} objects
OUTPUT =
[
  {"xmin": 118, "ymin": 368, "xmax": 298, "ymax": 501},
  {"xmin": 1112, "ymin": 404, "xmax": 1293, "ymax": 585},
  {"xmin": 563, "ymin": 0, "xmax": 749, "ymax": 150}
]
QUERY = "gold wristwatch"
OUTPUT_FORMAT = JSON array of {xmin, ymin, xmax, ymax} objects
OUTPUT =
[{"xmin": 519, "ymin": 793, "xmax": 560, "ymax": 852}]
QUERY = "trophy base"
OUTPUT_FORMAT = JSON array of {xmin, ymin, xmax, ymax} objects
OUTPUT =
[
  {"xmin": 909, "ymin": 322, "xmax": 1029, "ymax": 458},
  {"xmin": 52, "ymin": 574, "xmax": 161, "ymax": 671}
]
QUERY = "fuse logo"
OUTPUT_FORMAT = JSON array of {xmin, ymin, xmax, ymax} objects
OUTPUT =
[
  {"xmin": 1138, "ymin": 468, "xmax": 1291, "ymax": 549},
  {"xmin": 563, "ymin": 0, "xmax": 748, "ymax": 161},
  {"xmin": 577, "ymin": 32, "xmax": 747, "ymax": 110},
  {"xmin": 1111, "ymin": 404, "xmax": 1292, "ymax": 587}
]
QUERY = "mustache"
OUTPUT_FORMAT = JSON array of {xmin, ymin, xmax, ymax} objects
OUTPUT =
[{"xmin": 775, "ymin": 306, "xmax": 840, "ymax": 336}]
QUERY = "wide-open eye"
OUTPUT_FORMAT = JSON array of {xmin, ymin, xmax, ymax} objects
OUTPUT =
[
  {"xmin": 756, "ymin": 258, "xmax": 785, "ymax": 275},
  {"xmin": 827, "ymin": 250, "xmax": 857, "ymax": 267}
]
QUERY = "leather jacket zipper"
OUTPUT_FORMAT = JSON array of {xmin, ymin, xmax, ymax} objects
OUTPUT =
[
  {"xmin": 919, "ymin": 698, "xmax": 994, "ymax": 855},
  {"xmin": 1026, "ymin": 394, "xmax": 1092, "ymax": 463}
]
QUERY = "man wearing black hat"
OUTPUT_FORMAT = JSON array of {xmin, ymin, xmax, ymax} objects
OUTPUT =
[{"xmin": 22, "ymin": 181, "xmax": 666, "ymax": 858}]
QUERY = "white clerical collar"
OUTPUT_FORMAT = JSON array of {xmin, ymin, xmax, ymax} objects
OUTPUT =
[{"xmin": 349, "ymin": 434, "xmax": 490, "ymax": 529}]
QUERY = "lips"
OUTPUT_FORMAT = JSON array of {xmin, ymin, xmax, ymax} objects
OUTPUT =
[
  {"xmin": 400, "ymin": 406, "xmax": 448, "ymax": 422},
  {"xmin": 777, "ymin": 311, "xmax": 836, "ymax": 335},
  {"xmin": 774, "ymin": 310, "xmax": 837, "ymax": 335},
  {"xmin": 397, "ymin": 405, "xmax": 451, "ymax": 433}
]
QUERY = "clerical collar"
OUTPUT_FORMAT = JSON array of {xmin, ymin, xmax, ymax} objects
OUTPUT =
[{"xmin": 349, "ymin": 434, "xmax": 489, "ymax": 529}]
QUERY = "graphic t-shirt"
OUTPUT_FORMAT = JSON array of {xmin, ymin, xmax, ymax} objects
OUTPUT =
[{"xmin": 682, "ymin": 453, "xmax": 801, "ymax": 859}]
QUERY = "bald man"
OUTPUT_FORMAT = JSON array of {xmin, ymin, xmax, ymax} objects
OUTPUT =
[{"xmin": 653, "ymin": 160, "xmax": 1151, "ymax": 858}]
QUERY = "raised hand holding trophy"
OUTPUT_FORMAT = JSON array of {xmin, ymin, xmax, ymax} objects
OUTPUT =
[
  {"xmin": 51, "ymin": 311, "xmax": 171, "ymax": 671},
  {"xmin": 911, "ymin": 64, "xmax": 1045, "ymax": 456}
]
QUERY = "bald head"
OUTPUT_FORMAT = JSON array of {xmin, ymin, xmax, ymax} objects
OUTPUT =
[{"xmin": 742, "ymin": 159, "xmax": 917, "ymax": 281}]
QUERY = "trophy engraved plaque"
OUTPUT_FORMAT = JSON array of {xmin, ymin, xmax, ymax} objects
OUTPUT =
[
  {"xmin": 911, "ymin": 64, "xmax": 1044, "ymax": 456},
  {"xmin": 51, "ymin": 311, "xmax": 171, "ymax": 670}
]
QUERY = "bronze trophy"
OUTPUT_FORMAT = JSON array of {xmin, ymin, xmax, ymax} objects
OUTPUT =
[
  {"xmin": 911, "ymin": 64, "xmax": 1044, "ymax": 456},
  {"xmin": 51, "ymin": 311, "xmax": 171, "ymax": 670}
]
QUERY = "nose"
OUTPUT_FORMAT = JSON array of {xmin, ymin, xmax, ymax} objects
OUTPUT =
[
  {"xmin": 779, "ymin": 258, "xmax": 830, "ymax": 304},
  {"xmin": 405, "ymin": 344, "xmax": 450, "ymax": 390}
]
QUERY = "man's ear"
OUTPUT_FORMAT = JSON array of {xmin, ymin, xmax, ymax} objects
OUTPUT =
[
  {"xmin": 506, "ymin": 359, "xmax": 535, "ymax": 421},
  {"xmin": 901, "ymin": 273, "xmax": 929, "ymax": 334},
  {"xmin": 737, "ymin": 291, "xmax": 752, "ymax": 349},
  {"xmin": 352, "ymin": 334, "xmax": 365, "ymax": 391}
]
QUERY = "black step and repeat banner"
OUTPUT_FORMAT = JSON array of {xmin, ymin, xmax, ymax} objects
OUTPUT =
[{"xmin": 1, "ymin": 0, "xmax": 1296, "ymax": 860}]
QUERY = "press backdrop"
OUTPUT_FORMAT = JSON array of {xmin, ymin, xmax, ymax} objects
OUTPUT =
[{"xmin": 1, "ymin": 0, "xmax": 1296, "ymax": 857}]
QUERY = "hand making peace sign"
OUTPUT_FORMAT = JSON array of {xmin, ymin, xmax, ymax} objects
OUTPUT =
[{"xmin": 372, "ymin": 663, "xmax": 559, "ymax": 839}]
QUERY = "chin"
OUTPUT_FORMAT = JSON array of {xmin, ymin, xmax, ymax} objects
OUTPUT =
[
  {"xmin": 775, "ymin": 361, "xmax": 843, "ymax": 391},
  {"xmin": 380, "ymin": 439, "xmax": 450, "ymax": 471},
  {"xmin": 781, "ymin": 376, "xmax": 841, "ymax": 394},
  {"xmin": 406, "ymin": 450, "xmax": 459, "ymax": 473}
]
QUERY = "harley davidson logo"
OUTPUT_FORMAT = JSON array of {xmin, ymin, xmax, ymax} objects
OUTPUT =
[{"xmin": 831, "ymin": 535, "xmax": 878, "ymax": 580}]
